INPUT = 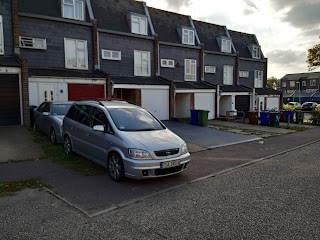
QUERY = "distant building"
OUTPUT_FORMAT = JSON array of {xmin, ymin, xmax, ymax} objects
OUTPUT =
[{"xmin": 281, "ymin": 72, "xmax": 320, "ymax": 103}]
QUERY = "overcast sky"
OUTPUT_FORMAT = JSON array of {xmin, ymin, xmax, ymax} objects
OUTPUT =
[{"xmin": 144, "ymin": 0, "xmax": 320, "ymax": 79}]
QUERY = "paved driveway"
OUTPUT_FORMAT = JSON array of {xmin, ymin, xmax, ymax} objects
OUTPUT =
[{"xmin": 163, "ymin": 121, "xmax": 261, "ymax": 152}]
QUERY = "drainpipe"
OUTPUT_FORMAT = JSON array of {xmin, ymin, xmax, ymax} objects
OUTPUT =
[
  {"xmin": 216, "ymin": 85, "xmax": 220, "ymax": 118},
  {"xmin": 252, "ymin": 88, "xmax": 256, "ymax": 111}
]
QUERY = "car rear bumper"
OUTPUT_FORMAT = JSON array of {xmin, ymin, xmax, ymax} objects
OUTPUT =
[{"xmin": 122, "ymin": 153, "xmax": 191, "ymax": 179}]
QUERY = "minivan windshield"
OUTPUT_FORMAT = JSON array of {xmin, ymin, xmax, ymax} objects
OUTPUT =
[{"xmin": 108, "ymin": 107, "xmax": 165, "ymax": 132}]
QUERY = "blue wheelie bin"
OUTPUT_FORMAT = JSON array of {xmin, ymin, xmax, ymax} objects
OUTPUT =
[
  {"xmin": 260, "ymin": 111, "xmax": 269, "ymax": 126},
  {"xmin": 190, "ymin": 109, "xmax": 198, "ymax": 125},
  {"xmin": 285, "ymin": 110, "xmax": 294, "ymax": 123}
]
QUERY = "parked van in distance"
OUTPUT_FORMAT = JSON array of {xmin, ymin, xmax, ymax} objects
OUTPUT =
[{"xmin": 62, "ymin": 100, "xmax": 190, "ymax": 181}]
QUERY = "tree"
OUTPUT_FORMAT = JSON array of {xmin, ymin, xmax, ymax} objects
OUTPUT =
[
  {"xmin": 267, "ymin": 77, "xmax": 279, "ymax": 90},
  {"xmin": 307, "ymin": 43, "xmax": 320, "ymax": 71}
]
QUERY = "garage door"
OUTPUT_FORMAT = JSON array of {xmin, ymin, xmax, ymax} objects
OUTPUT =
[
  {"xmin": 0, "ymin": 74, "xmax": 21, "ymax": 126},
  {"xmin": 235, "ymin": 96, "xmax": 250, "ymax": 113},
  {"xmin": 194, "ymin": 93, "xmax": 215, "ymax": 119},
  {"xmin": 141, "ymin": 89, "xmax": 169, "ymax": 120},
  {"xmin": 68, "ymin": 84, "xmax": 104, "ymax": 101}
]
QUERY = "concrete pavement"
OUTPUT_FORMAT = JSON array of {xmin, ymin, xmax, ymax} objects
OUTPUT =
[{"xmin": 0, "ymin": 126, "xmax": 43, "ymax": 162}]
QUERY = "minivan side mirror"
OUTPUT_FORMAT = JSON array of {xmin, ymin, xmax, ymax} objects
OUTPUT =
[{"xmin": 93, "ymin": 125, "xmax": 105, "ymax": 132}]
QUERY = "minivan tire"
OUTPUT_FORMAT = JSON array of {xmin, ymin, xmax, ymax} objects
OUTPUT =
[
  {"xmin": 64, "ymin": 136, "xmax": 73, "ymax": 155},
  {"xmin": 50, "ymin": 128, "xmax": 57, "ymax": 144},
  {"xmin": 107, "ymin": 152, "xmax": 125, "ymax": 182}
]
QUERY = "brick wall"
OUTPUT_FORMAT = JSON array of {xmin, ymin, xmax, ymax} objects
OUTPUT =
[{"xmin": 21, "ymin": 59, "xmax": 30, "ymax": 127}]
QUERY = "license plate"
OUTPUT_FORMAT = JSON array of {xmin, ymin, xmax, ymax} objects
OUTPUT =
[{"xmin": 161, "ymin": 160, "xmax": 181, "ymax": 169}]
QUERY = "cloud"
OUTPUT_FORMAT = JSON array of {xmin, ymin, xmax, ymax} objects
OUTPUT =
[
  {"xmin": 164, "ymin": 0, "xmax": 192, "ymax": 11},
  {"xmin": 267, "ymin": 49, "xmax": 306, "ymax": 66},
  {"xmin": 243, "ymin": 8, "xmax": 254, "ymax": 15},
  {"xmin": 269, "ymin": 0, "xmax": 320, "ymax": 29},
  {"xmin": 243, "ymin": 0, "xmax": 258, "ymax": 10}
]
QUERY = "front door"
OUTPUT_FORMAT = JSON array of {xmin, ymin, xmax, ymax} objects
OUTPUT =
[{"xmin": 39, "ymin": 84, "xmax": 55, "ymax": 103}]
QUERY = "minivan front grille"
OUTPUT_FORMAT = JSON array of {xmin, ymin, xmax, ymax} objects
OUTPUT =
[
  {"xmin": 155, "ymin": 165, "xmax": 184, "ymax": 176},
  {"xmin": 154, "ymin": 148, "xmax": 179, "ymax": 157}
]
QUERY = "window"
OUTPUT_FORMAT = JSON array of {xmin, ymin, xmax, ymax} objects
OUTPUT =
[
  {"xmin": 131, "ymin": 15, "xmax": 147, "ymax": 35},
  {"xmin": 205, "ymin": 66, "xmax": 216, "ymax": 73},
  {"xmin": 74, "ymin": 105, "xmax": 91, "ymax": 126},
  {"xmin": 91, "ymin": 107, "xmax": 113, "ymax": 134},
  {"xmin": 0, "ymin": 16, "xmax": 4, "ymax": 54},
  {"xmin": 64, "ymin": 38, "xmax": 88, "ymax": 69},
  {"xmin": 102, "ymin": 50, "xmax": 121, "ymax": 61},
  {"xmin": 252, "ymin": 45, "xmax": 261, "ymax": 59},
  {"xmin": 254, "ymin": 70, "xmax": 263, "ymax": 88},
  {"xmin": 302, "ymin": 81, "xmax": 306, "ymax": 87},
  {"xmin": 19, "ymin": 36, "xmax": 47, "ymax": 50},
  {"xmin": 310, "ymin": 79, "xmax": 317, "ymax": 86},
  {"xmin": 62, "ymin": 0, "xmax": 84, "ymax": 21},
  {"xmin": 161, "ymin": 59, "xmax": 175, "ymax": 68},
  {"xmin": 239, "ymin": 71, "xmax": 249, "ymax": 78},
  {"xmin": 282, "ymin": 82, "xmax": 286, "ymax": 88},
  {"xmin": 182, "ymin": 28, "xmax": 195, "ymax": 45},
  {"xmin": 221, "ymin": 39, "xmax": 231, "ymax": 53},
  {"xmin": 223, "ymin": 65, "xmax": 233, "ymax": 85},
  {"xmin": 290, "ymin": 81, "xmax": 295, "ymax": 87},
  {"xmin": 134, "ymin": 50, "xmax": 150, "ymax": 76},
  {"xmin": 185, "ymin": 59, "xmax": 197, "ymax": 81}
]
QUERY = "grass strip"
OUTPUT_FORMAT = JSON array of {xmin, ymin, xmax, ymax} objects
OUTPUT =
[
  {"xmin": 0, "ymin": 178, "xmax": 51, "ymax": 197},
  {"xmin": 30, "ymin": 129, "xmax": 105, "ymax": 176}
]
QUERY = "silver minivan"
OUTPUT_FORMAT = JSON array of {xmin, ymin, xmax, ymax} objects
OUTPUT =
[{"xmin": 62, "ymin": 100, "xmax": 190, "ymax": 181}]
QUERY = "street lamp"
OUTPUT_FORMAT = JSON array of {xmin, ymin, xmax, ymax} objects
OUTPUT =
[{"xmin": 296, "ymin": 81, "xmax": 301, "ymax": 105}]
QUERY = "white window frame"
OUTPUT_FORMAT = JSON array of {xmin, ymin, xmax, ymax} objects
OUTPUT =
[
  {"xmin": 131, "ymin": 15, "xmax": 148, "ymax": 36},
  {"xmin": 223, "ymin": 65, "xmax": 233, "ymax": 85},
  {"xmin": 252, "ymin": 45, "xmax": 261, "ymax": 59},
  {"xmin": 221, "ymin": 39, "xmax": 231, "ymax": 53},
  {"xmin": 310, "ymin": 79, "xmax": 317, "ymax": 87},
  {"xmin": 182, "ymin": 28, "xmax": 195, "ymax": 46},
  {"xmin": 64, "ymin": 38, "xmax": 88, "ymax": 70},
  {"xmin": 101, "ymin": 49, "xmax": 121, "ymax": 61},
  {"xmin": 134, "ymin": 50, "xmax": 151, "ymax": 77},
  {"xmin": 161, "ymin": 59, "xmax": 175, "ymax": 68},
  {"xmin": 185, "ymin": 59, "xmax": 197, "ymax": 81},
  {"xmin": 0, "ymin": 16, "xmax": 4, "ymax": 55},
  {"xmin": 239, "ymin": 71, "xmax": 249, "ymax": 78},
  {"xmin": 290, "ymin": 81, "xmax": 295, "ymax": 87},
  {"xmin": 62, "ymin": 0, "xmax": 84, "ymax": 21},
  {"xmin": 19, "ymin": 36, "xmax": 47, "ymax": 50},
  {"xmin": 302, "ymin": 81, "xmax": 306, "ymax": 87},
  {"xmin": 282, "ymin": 82, "xmax": 286, "ymax": 88},
  {"xmin": 254, "ymin": 70, "xmax": 263, "ymax": 88},
  {"xmin": 205, "ymin": 66, "xmax": 216, "ymax": 74}
]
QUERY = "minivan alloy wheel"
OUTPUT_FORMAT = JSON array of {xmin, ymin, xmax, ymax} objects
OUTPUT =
[
  {"xmin": 64, "ymin": 136, "xmax": 72, "ymax": 155},
  {"xmin": 108, "ymin": 153, "xmax": 125, "ymax": 182}
]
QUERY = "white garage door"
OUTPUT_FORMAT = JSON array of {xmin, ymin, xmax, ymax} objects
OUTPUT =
[
  {"xmin": 266, "ymin": 97, "xmax": 280, "ymax": 111},
  {"xmin": 141, "ymin": 89, "xmax": 169, "ymax": 120},
  {"xmin": 194, "ymin": 93, "xmax": 215, "ymax": 119}
]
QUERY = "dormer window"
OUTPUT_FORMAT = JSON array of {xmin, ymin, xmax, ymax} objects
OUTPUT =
[
  {"xmin": 62, "ymin": 0, "xmax": 84, "ymax": 21},
  {"xmin": 131, "ymin": 15, "xmax": 148, "ymax": 35},
  {"xmin": 221, "ymin": 38, "xmax": 232, "ymax": 53},
  {"xmin": 182, "ymin": 28, "xmax": 195, "ymax": 45},
  {"xmin": 252, "ymin": 45, "xmax": 261, "ymax": 59}
]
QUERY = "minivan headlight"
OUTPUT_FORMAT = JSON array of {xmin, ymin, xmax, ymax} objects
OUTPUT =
[
  {"xmin": 181, "ymin": 143, "xmax": 188, "ymax": 155},
  {"xmin": 128, "ymin": 149, "xmax": 151, "ymax": 159}
]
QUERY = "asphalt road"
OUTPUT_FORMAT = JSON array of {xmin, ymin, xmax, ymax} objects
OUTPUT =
[{"xmin": 1, "ymin": 140, "xmax": 320, "ymax": 239}]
